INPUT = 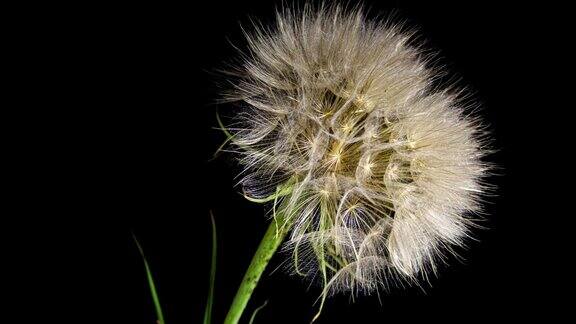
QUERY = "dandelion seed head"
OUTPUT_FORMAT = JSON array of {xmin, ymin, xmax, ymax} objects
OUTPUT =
[{"xmin": 223, "ymin": 3, "xmax": 492, "ymax": 295}]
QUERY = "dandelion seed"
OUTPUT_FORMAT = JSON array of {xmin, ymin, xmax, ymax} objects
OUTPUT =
[{"xmin": 223, "ymin": 3, "xmax": 492, "ymax": 297}]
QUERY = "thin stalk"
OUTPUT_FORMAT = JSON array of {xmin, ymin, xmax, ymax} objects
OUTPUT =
[
  {"xmin": 224, "ymin": 215, "xmax": 290, "ymax": 324},
  {"xmin": 203, "ymin": 212, "xmax": 217, "ymax": 324}
]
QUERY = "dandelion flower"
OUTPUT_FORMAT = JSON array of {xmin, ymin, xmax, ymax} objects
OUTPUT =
[{"xmin": 223, "ymin": 4, "xmax": 491, "ymax": 297}]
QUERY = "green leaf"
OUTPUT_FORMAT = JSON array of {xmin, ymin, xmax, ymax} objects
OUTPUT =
[
  {"xmin": 213, "ymin": 110, "xmax": 235, "ymax": 158},
  {"xmin": 215, "ymin": 109, "xmax": 234, "ymax": 141},
  {"xmin": 243, "ymin": 178, "xmax": 296, "ymax": 204},
  {"xmin": 204, "ymin": 212, "xmax": 217, "ymax": 324},
  {"xmin": 133, "ymin": 234, "xmax": 166, "ymax": 324},
  {"xmin": 248, "ymin": 300, "xmax": 268, "ymax": 324}
]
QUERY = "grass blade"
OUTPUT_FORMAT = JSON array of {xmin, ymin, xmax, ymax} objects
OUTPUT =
[
  {"xmin": 133, "ymin": 234, "xmax": 166, "ymax": 324},
  {"xmin": 204, "ymin": 212, "xmax": 217, "ymax": 324}
]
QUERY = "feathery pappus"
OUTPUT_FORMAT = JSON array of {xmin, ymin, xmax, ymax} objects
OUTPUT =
[{"xmin": 221, "ymin": 3, "xmax": 492, "ymax": 296}]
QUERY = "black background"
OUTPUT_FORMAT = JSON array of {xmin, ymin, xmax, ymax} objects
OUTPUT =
[{"xmin": 69, "ymin": 1, "xmax": 555, "ymax": 323}]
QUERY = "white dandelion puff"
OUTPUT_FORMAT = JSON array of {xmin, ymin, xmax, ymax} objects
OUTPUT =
[{"xmin": 222, "ymin": 3, "xmax": 492, "ymax": 296}]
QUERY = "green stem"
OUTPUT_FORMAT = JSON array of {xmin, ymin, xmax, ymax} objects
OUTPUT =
[{"xmin": 224, "ymin": 216, "xmax": 289, "ymax": 324}]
